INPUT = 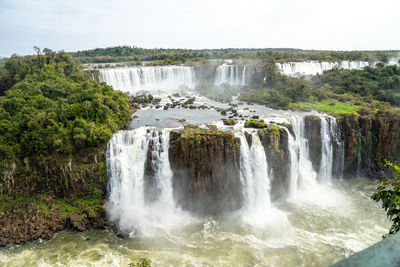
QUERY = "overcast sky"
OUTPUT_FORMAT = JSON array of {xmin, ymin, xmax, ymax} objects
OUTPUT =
[{"xmin": 0, "ymin": 0, "xmax": 399, "ymax": 57}]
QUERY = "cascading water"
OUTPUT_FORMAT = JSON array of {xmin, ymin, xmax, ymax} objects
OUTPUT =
[
  {"xmin": 5, "ymin": 112, "xmax": 390, "ymax": 266},
  {"xmin": 288, "ymin": 115, "xmax": 318, "ymax": 191},
  {"xmin": 276, "ymin": 61, "xmax": 370, "ymax": 77},
  {"xmin": 238, "ymin": 132, "xmax": 281, "ymax": 227},
  {"xmin": 107, "ymin": 127, "xmax": 188, "ymax": 236},
  {"xmin": 318, "ymin": 117, "xmax": 334, "ymax": 184},
  {"xmin": 238, "ymin": 133, "xmax": 271, "ymax": 211},
  {"xmin": 316, "ymin": 116, "xmax": 344, "ymax": 183},
  {"xmin": 215, "ymin": 64, "xmax": 246, "ymax": 86},
  {"xmin": 98, "ymin": 66, "xmax": 195, "ymax": 94}
]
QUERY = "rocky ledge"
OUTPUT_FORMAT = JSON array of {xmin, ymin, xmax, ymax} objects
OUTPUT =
[
  {"xmin": 0, "ymin": 147, "xmax": 107, "ymax": 246},
  {"xmin": 168, "ymin": 125, "xmax": 242, "ymax": 215}
]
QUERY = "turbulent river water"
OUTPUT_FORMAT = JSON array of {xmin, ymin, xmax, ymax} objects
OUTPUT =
[
  {"xmin": 0, "ymin": 179, "xmax": 389, "ymax": 266},
  {"xmin": 0, "ymin": 65, "xmax": 392, "ymax": 266}
]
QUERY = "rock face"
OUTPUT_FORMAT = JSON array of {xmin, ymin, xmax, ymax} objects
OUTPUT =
[
  {"xmin": 304, "ymin": 115, "xmax": 322, "ymax": 172},
  {"xmin": 193, "ymin": 64, "xmax": 218, "ymax": 82},
  {"xmin": 257, "ymin": 125, "xmax": 290, "ymax": 200},
  {"xmin": 0, "ymin": 147, "xmax": 107, "ymax": 246},
  {"xmin": 338, "ymin": 112, "xmax": 400, "ymax": 178},
  {"xmin": 169, "ymin": 125, "xmax": 241, "ymax": 215}
]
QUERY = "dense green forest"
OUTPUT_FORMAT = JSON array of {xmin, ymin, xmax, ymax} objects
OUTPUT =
[
  {"xmin": 0, "ymin": 49, "xmax": 132, "ymax": 161},
  {"xmin": 240, "ymin": 54, "xmax": 400, "ymax": 115},
  {"xmin": 70, "ymin": 45, "xmax": 399, "ymax": 64}
]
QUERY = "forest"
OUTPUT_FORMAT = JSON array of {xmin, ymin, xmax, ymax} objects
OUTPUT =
[
  {"xmin": 238, "ymin": 54, "xmax": 400, "ymax": 116},
  {"xmin": 70, "ymin": 45, "xmax": 400, "ymax": 65},
  {"xmin": 0, "ymin": 49, "xmax": 132, "ymax": 164}
]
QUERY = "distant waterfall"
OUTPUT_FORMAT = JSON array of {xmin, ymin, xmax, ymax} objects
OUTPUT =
[
  {"xmin": 215, "ymin": 64, "xmax": 246, "ymax": 86},
  {"xmin": 276, "ymin": 61, "xmax": 370, "ymax": 77},
  {"xmin": 99, "ymin": 66, "xmax": 195, "ymax": 94},
  {"xmin": 107, "ymin": 127, "xmax": 185, "ymax": 235}
]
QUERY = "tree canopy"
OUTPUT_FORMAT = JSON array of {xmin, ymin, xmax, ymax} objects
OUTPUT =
[{"xmin": 0, "ymin": 49, "xmax": 132, "ymax": 161}]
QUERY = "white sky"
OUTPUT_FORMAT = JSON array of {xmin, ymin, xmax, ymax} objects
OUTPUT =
[{"xmin": 0, "ymin": 0, "xmax": 399, "ymax": 56}]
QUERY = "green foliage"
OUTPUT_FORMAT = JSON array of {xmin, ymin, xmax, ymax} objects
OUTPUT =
[
  {"xmin": 313, "ymin": 65, "xmax": 400, "ymax": 106},
  {"xmin": 293, "ymin": 99, "xmax": 361, "ymax": 115},
  {"xmin": 241, "ymin": 52, "xmax": 400, "ymax": 114},
  {"xmin": 71, "ymin": 45, "xmax": 398, "ymax": 65},
  {"xmin": 0, "ymin": 49, "xmax": 132, "ymax": 160},
  {"xmin": 223, "ymin": 119, "xmax": 236, "ymax": 126},
  {"xmin": 244, "ymin": 120, "xmax": 268, "ymax": 128},
  {"xmin": 372, "ymin": 161, "xmax": 400, "ymax": 237}
]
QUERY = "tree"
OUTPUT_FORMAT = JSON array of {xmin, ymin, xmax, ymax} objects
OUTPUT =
[{"xmin": 372, "ymin": 161, "xmax": 400, "ymax": 238}]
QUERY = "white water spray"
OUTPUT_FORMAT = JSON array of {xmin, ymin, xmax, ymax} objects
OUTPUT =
[
  {"xmin": 215, "ymin": 64, "xmax": 246, "ymax": 86},
  {"xmin": 288, "ymin": 116, "xmax": 318, "ymax": 191},
  {"xmin": 107, "ymin": 127, "xmax": 188, "ymax": 236},
  {"xmin": 319, "ymin": 117, "xmax": 334, "ymax": 184},
  {"xmin": 99, "ymin": 66, "xmax": 195, "ymax": 94},
  {"xmin": 276, "ymin": 61, "xmax": 370, "ymax": 77}
]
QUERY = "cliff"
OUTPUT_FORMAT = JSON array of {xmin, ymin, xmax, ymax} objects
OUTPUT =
[
  {"xmin": 338, "ymin": 111, "xmax": 400, "ymax": 178},
  {"xmin": 168, "ymin": 125, "xmax": 242, "ymax": 215},
  {"xmin": 257, "ymin": 125, "xmax": 290, "ymax": 200},
  {"xmin": 302, "ymin": 112, "xmax": 400, "ymax": 179},
  {"xmin": 0, "ymin": 148, "xmax": 107, "ymax": 246}
]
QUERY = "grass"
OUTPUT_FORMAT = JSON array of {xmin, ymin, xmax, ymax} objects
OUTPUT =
[{"xmin": 292, "ymin": 99, "xmax": 360, "ymax": 115}]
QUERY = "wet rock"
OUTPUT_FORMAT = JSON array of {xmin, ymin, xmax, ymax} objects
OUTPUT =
[
  {"xmin": 258, "ymin": 125, "xmax": 290, "ymax": 200},
  {"xmin": 223, "ymin": 119, "xmax": 237, "ymax": 126},
  {"xmin": 304, "ymin": 115, "xmax": 322, "ymax": 171},
  {"xmin": 169, "ymin": 125, "xmax": 242, "ymax": 215}
]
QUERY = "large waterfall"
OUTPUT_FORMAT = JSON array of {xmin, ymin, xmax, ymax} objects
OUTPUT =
[
  {"xmin": 287, "ymin": 116, "xmax": 318, "ymax": 195},
  {"xmin": 276, "ymin": 61, "xmax": 370, "ymax": 77},
  {"xmin": 239, "ymin": 133, "xmax": 271, "ymax": 212},
  {"xmin": 107, "ymin": 127, "xmax": 188, "ymax": 235},
  {"xmin": 107, "ymin": 114, "xmax": 345, "ymax": 232},
  {"xmin": 98, "ymin": 66, "xmax": 195, "ymax": 94},
  {"xmin": 215, "ymin": 64, "xmax": 246, "ymax": 86}
]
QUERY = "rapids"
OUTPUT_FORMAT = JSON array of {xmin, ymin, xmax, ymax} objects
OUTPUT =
[{"xmin": 0, "ymin": 179, "xmax": 389, "ymax": 266}]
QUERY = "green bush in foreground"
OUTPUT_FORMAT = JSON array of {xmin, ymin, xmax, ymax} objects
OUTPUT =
[{"xmin": 372, "ymin": 161, "xmax": 400, "ymax": 238}]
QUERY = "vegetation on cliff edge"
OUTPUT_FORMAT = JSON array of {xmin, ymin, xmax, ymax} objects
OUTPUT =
[{"xmin": 0, "ymin": 49, "xmax": 132, "ymax": 159}]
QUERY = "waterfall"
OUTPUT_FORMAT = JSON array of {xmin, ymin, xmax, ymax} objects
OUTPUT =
[
  {"xmin": 288, "ymin": 116, "xmax": 318, "ymax": 192},
  {"xmin": 276, "ymin": 61, "xmax": 370, "ymax": 77},
  {"xmin": 318, "ymin": 117, "xmax": 333, "ymax": 184},
  {"xmin": 238, "ymin": 133, "xmax": 271, "ymax": 211},
  {"xmin": 215, "ymin": 64, "xmax": 246, "ymax": 86},
  {"xmin": 107, "ymin": 127, "xmax": 185, "ymax": 235},
  {"xmin": 241, "ymin": 66, "xmax": 246, "ymax": 85},
  {"xmin": 316, "ymin": 116, "xmax": 343, "ymax": 183},
  {"xmin": 148, "ymin": 129, "xmax": 175, "ymax": 207},
  {"xmin": 98, "ymin": 66, "xmax": 195, "ymax": 94}
]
